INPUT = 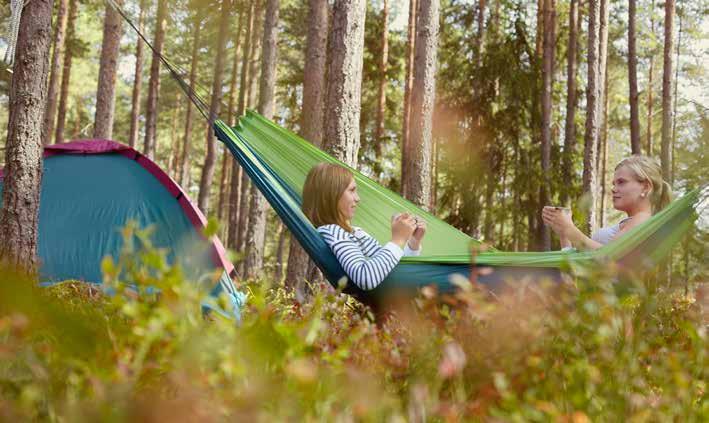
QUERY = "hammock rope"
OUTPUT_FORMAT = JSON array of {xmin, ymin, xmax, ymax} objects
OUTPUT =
[{"xmin": 3, "ymin": 0, "xmax": 24, "ymax": 67}]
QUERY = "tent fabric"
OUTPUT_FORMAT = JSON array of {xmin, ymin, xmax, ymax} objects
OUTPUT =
[
  {"xmin": 0, "ymin": 140, "xmax": 243, "ymax": 319},
  {"xmin": 212, "ymin": 112, "xmax": 704, "ymax": 300}
]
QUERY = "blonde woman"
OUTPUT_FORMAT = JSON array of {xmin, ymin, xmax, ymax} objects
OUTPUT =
[
  {"xmin": 302, "ymin": 163, "xmax": 427, "ymax": 290},
  {"xmin": 543, "ymin": 155, "xmax": 672, "ymax": 250}
]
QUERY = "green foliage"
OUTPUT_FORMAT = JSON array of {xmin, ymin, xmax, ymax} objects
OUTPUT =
[{"xmin": 1, "ymin": 230, "xmax": 706, "ymax": 420}]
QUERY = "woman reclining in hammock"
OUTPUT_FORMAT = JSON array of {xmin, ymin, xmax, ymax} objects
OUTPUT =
[
  {"xmin": 302, "ymin": 163, "xmax": 427, "ymax": 291},
  {"xmin": 543, "ymin": 155, "xmax": 672, "ymax": 250}
]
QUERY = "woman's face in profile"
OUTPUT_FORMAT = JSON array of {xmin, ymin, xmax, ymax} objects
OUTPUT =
[
  {"xmin": 611, "ymin": 165, "xmax": 649, "ymax": 212},
  {"xmin": 337, "ymin": 178, "xmax": 360, "ymax": 221}
]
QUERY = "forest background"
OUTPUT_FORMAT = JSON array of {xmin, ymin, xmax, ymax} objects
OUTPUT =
[{"xmin": 0, "ymin": 0, "xmax": 707, "ymax": 286}]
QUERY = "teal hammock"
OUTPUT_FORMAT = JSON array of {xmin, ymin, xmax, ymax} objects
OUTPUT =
[{"xmin": 214, "ymin": 112, "xmax": 706, "ymax": 301}]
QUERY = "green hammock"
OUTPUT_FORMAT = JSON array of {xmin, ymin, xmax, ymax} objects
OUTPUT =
[{"xmin": 215, "ymin": 111, "xmax": 705, "ymax": 298}]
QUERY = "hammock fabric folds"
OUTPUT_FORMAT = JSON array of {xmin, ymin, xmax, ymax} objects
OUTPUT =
[{"xmin": 214, "ymin": 111, "xmax": 704, "ymax": 300}]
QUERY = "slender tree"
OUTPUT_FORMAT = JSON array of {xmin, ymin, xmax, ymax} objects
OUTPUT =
[
  {"xmin": 143, "ymin": 0, "xmax": 168, "ymax": 159},
  {"xmin": 373, "ymin": 0, "xmax": 389, "ymax": 153},
  {"xmin": 285, "ymin": 0, "xmax": 329, "ymax": 293},
  {"xmin": 244, "ymin": 0, "xmax": 280, "ymax": 278},
  {"xmin": 661, "ymin": 0, "xmax": 675, "ymax": 181},
  {"xmin": 628, "ymin": 0, "xmax": 641, "ymax": 154},
  {"xmin": 179, "ymin": 8, "xmax": 203, "ymax": 187},
  {"xmin": 323, "ymin": 0, "xmax": 367, "ymax": 167},
  {"xmin": 93, "ymin": 0, "xmax": 124, "ymax": 139},
  {"xmin": 237, "ymin": 2, "xmax": 263, "ymax": 254},
  {"xmin": 0, "ymin": 0, "xmax": 53, "ymax": 269},
  {"xmin": 560, "ymin": 0, "xmax": 578, "ymax": 207},
  {"xmin": 198, "ymin": 0, "xmax": 232, "ymax": 214},
  {"xmin": 646, "ymin": 0, "xmax": 656, "ymax": 155},
  {"xmin": 55, "ymin": 0, "xmax": 77, "ymax": 145},
  {"xmin": 582, "ymin": 0, "xmax": 601, "ymax": 233},
  {"xmin": 42, "ymin": 0, "xmax": 69, "ymax": 145},
  {"xmin": 595, "ymin": 0, "xmax": 609, "ymax": 225},
  {"xmin": 400, "ymin": 0, "xmax": 417, "ymax": 194},
  {"xmin": 402, "ymin": 0, "xmax": 440, "ymax": 208},
  {"xmin": 229, "ymin": 0, "xmax": 254, "ymax": 250},
  {"xmin": 218, "ymin": 9, "xmax": 245, "ymax": 228},
  {"xmin": 128, "ymin": 0, "xmax": 147, "ymax": 148},
  {"xmin": 539, "ymin": 0, "xmax": 556, "ymax": 250}
]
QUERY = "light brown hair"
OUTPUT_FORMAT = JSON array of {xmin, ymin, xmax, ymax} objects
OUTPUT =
[
  {"xmin": 302, "ymin": 163, "xmax": 355, "ymax": 232},
  {"xmin": 615, "ymin": 155, "xmax": 673, "ymax": 213}
]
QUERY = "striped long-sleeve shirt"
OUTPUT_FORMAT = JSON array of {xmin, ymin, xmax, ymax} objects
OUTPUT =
[{"xmin": 317, "ymin": 224, "xmax": 421, "ymax": 291}]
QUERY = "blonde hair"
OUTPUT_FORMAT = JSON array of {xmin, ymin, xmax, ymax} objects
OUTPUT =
[
  {"xmin": 302, "ymin": 163, "xmax": 355, "ymax": 233},
  {"xmin": 615, "ymin": 155, "xmax": 672, "ymax": 213}
]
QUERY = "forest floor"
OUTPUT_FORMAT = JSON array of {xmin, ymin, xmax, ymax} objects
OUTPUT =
[{"xmin": 0, "ymin": 251, "xmax": 707, "ymax": 421}]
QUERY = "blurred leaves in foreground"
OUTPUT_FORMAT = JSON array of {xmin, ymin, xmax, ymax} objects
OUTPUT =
[{"xmin": 1, "ymin": 234, "xmax": 707, "ymax": 421}]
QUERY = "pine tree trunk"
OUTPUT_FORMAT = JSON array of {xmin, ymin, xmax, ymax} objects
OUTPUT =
[
  {"xmin": 218, "ymin": 13, "xmax": 243, "ymax": 227},
  {"xmin": 42, "ymin": 0, "xmax": 69, "ymax": 145},
  {"xmin": 55, "ymin": 0, "xmax": 77, "ymax": 145},
  {"xmin": 373, "ymin": 0, "xmax": 389, "ymax": 163},
  {"xmin": 128, "ymin": 0, "xmax": 147, "ymax": 148},
  {"xmin": 230, "ymin": 1, "xmax": 255, "ymax": 251},
  {"xmin": 595, "ymin": 0, "xmax": 609, "ymax": 225},
  {"xmin": 560, "ymin": 0, "xmax": 578, "ymax": 207},
  {"xmin": 237, "ymin": 3, "xmax": 263, "ymax": 255},
  {"xmin": 275, "ymin": 223, "xmax": 287, "ymax": 283},
  {"xmin": 323, "ymin": 0, "xmax": 367, "ymax": 167},
  {"xmin": 300, "ymin": 0, "xmax": 328, "ymax": 147},
  {"xmin": 244, "ymin": 0, "xmax": 280, "ymax": 279},
  {"xmin": 143, "ymin": 0, "xmax": 167, "ymax": 160},
  {"xmin": 599, "ymin": 59, "xmax": 610, "ymax": 227},
  {"xmin": 646, "ymin": 0, "xmax": 656, "ymax": 155},
  {"xmin": 582, "ymin": 0, "xmax": 600, "ymax": 234},
  {"xmin": 286, "ymin": 0, "xmax": 329, "ymax": 292},
  {"xmin": 401, "ymin": 0, "xmax": 417, "ymax": 194},
  {"xmin": 539, "ymin": 0, "xmax": 555, "ymax": 251},
  {"xmin": 402, "ymin": 0, "xmax": 439, "ymax": 209},
  {"xmin": 671, "ymin": 11, "xmax": 682, "ymax": 185},
  {"xmin": 0, "ymin": 0, "xmax": 53, "ymax": 269},
  {"xmin": 660, "ymin": 0, "xmax": 674, "ymax": 182},
  {"xmin": 93, "ymin": 0, "xmax": 123, "ymax": 140},
  {"xmin": 628, "ymin": 0, "xmax": 641, "ymax": 154},
  {"xmin": 198, "ymin": 0, "xmax": 232, "ymax": 215},
  {"xmin": 179, "ymin": 11, "xmax": 203, "ymax": 188}
]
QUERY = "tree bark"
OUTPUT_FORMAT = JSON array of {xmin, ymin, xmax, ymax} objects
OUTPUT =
[
  {"xmin": 582, "ymin": 0, "xmax": 600, "ymax": 234},
  {"xmin": 286, "ymin": 0, "xmax": 329, "ymax": 292},
  {"xmin": 560, "ymin": 0, "xmax": 578, "ymax": 207},
  {"xmin": 217, "ymin": 10, "xmax": 244, "ymax": 228},
  {"xmin": 401, "ymin": 0, "xmax": 417, "ymax": 194},
  {"xmin": 628, "ymin": 0, "xmax": 641, "ymax": 154},
  {"xmin": 323, "ymin": 0, "xmax": 367, "ymax": 167},
  {"xmin": 300, "ymin": 0, "xmax": 328, "ymax": 147},
  {"xmin": 599, "ymin": 58, "xmax": 610, "ymax": 227},
  {"xmin": 0, "ymin": 0, "xmax": 53, "ymax": 269},
  {"xmin": 128, "ymin": 0, "xmax": 147, "ymax": 149},
  {"xmin": 373, "ymin": 0, "xmax": 389, "ymax": 155},
  {"xmin": 671, "ymin": 10, "xmax": 682, "ymax": 185},
  {"xmin": 143, "ymin": 0, "xmax": 168, "ymax": 160},
  {"xmin": 402, "ymin": 0, "xmax": 439, "ymax": 209},
  {"xmin": 229, "ymin": 1, "xmax": 254, "ymax": 251},
  {"xmin": 198, "ymin": 0, "xmax": 232, "ymax": 215},
  {"xmin": 244, "ymin": 0, "xmax": 280, "ymax": 279},
  {"xmin": 646, "ymin": 0, "xmax": 656, "ymax": 155},
  {"xmin": 55, "ymin": 0, "xmax": 77, "ymax": 145},
  {"xmin": 539, "ymin": 0, "xmax": 555, "ymax": 251},
  {"xmin": 93, "ymin": 0, "xmax": 123, "ymax": 140},
  {"xmin": 179, "ymin": 10, "xmax": 203, "ymax": 188},
  {"xmin": 42, "ymin": 0, "xmax": 69, "ymax": 145},
  {"xmin": 660, "ymin": 0, "xmax": 674, "ymax": 182},
  {"xmin": 595, "ymin": 0, "xmax": 609, "ymax": 225}
]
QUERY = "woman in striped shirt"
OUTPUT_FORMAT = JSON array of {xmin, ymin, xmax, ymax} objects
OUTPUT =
[{"xmin": 302, "ymin": 163, "xmax": 427, "ymax": 291}]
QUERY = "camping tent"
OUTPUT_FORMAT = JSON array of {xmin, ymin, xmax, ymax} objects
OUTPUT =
[{"xmin": 0, "ymin": 140, "xmax": 243, "ymax": 318}]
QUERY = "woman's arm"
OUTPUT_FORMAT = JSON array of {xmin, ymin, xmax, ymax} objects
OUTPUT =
[
  {"xmin": 318, "ymin": 225, "xmax": 404, "ymax": 291},
  {"xmin": 542, "ymin": 207, "xmax": 603, "ymax": 250}
]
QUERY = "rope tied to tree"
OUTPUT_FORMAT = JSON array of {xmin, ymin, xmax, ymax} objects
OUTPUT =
[{"xmin": 3, "ymin": 0, "xmax": 28, "ymax": 67}]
